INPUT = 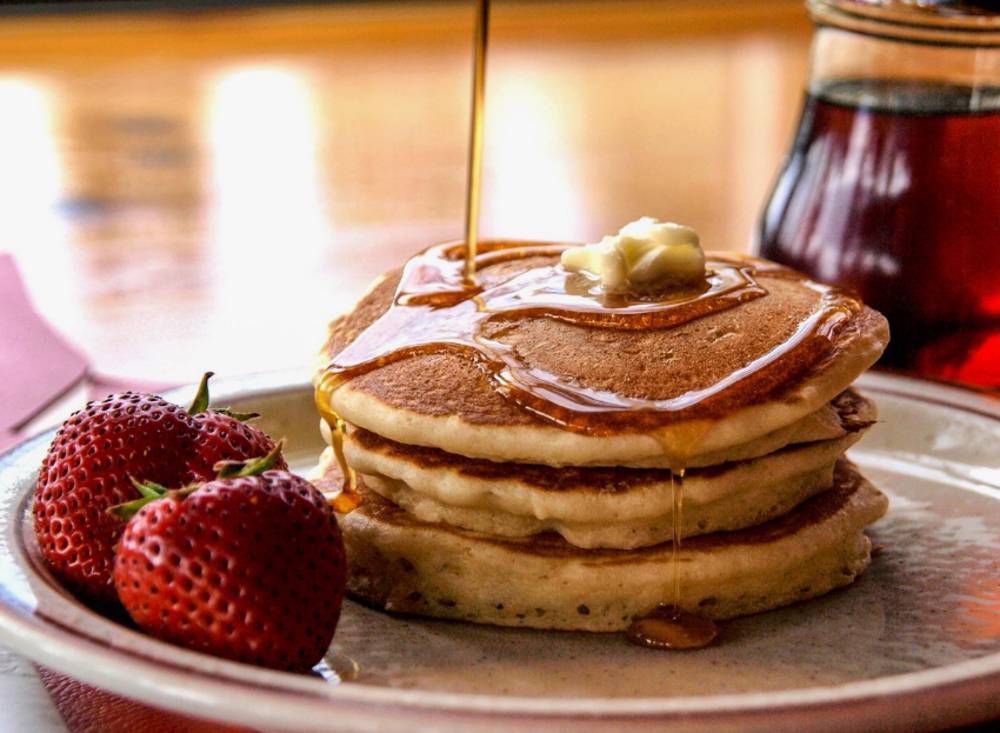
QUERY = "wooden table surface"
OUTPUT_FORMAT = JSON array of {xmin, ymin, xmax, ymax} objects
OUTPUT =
[{"xmin": 0, "ymin": 0, "xmax": 811, "ymax": 385}]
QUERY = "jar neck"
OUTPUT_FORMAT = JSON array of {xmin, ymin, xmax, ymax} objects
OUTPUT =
[
  {"xmin": 809, "ymin": 0, "xmax": 1000, "ymax": 47},
  {"xmin": 807, "ymin": 24, "xmax": 1000, "ymax": 111}
]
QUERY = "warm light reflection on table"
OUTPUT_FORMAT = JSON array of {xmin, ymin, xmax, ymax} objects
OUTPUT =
[{"xmin": 0, "ymin": 1, "xmax": 811, "ymax": 382}]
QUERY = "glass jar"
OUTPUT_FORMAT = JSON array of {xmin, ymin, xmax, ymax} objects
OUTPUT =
[{"xmin": 756, "ymin": 0, "xmax": 1000, "ymax": 389}]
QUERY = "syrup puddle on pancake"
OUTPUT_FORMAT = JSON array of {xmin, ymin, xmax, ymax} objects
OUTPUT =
[{"xmin": 318, "ymin": 241, "xmax": 859, "ymax": 435}]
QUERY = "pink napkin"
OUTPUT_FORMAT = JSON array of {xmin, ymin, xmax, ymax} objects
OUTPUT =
[
  {"xmin": 0, "ymin": 254, "xmax": 88, "ymax": 448},
  {"xmin": 0, "ymin": 429, "xmax": 16, "ymax": 452}
]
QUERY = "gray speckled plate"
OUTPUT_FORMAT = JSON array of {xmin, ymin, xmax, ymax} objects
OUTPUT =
[{"xmin": 1, "ymin": 371, "xmax": 998, "ymax": 732}]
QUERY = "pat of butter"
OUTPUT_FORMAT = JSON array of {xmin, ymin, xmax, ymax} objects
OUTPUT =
[{"xmin": 561, "ymin": 217, "xmax": 705, "ymax": 292}]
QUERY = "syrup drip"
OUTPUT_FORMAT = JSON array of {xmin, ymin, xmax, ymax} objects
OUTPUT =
[
  {"xmin": 671, "ymin": 467, "xmax": 684, "ymax": 609},
  {"xmin": 625, "ymin": 466, "xmax": 718, "ymax": 650},
  {"xmin": 314, "ymin": 392, "xmax": 361, "ymax": 514},
  {"xmin": 626, "ymin": 603, "xmax": 720, "ymax": 650},
  {"xmin": 318, "ymin": 240, "xmax": 860, "ymax": 437}
]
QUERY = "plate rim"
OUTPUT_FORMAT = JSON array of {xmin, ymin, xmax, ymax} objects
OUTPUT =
[{"xmin": 1, "ymin": 370, "xmax": 999, "ymax": 732}]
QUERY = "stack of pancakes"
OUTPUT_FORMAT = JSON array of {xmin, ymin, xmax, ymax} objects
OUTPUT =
[{"xmin": 313, "ymin": 247, "xmax": 890, "ymax": 632}]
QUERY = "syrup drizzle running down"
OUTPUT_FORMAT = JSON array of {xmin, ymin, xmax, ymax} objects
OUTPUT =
[
  {"xmin": 624, "ymin": 468, "xmax": 720, "ymax": 650},
  {"xmin": 672, "ymin": 469, "xmax": 684, "ymax": 607},
  {"xmin": 327, "ymin": 414, "xmax": 361, "ymax": 514}
]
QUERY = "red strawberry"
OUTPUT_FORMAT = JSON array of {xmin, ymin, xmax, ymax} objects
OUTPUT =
[
  {"xmin": 33, "ymin": 373, "xmax": 285, "ymax": 609},
  {"xmin": 112, "ymin": 447, "xmax": 347, "ymax": 672},
  {"xmin": 33, "ymin": 392, "xmax": 199, "ymax": 607},
  {"xmin": 184, "ymin": 372, "xmax": 288, "ymax": 481}
]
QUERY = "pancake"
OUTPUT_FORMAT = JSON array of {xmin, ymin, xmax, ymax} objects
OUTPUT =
[
  {"xmin": 319, "ymin": 461, "xmax": 887, "ymax": 631},
  {"xmin": 323, "ymin": 392, "xmax": 860, "ymax": 470},
  {"xmin": 316, "ymin": 249, "xmax": 889, "ymax": 467},
  {"xmin": 358, "ymin": 465, "xmax": 833, "ymax": 551},
  {"xmin": 337, "ymin": 391, "xmax": 875, "ymax": 549}
]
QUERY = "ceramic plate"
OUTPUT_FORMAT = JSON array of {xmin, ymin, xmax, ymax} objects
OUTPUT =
[{"xmin": 1, "ymin": 371, "xmax": 998, "ymax": 732}]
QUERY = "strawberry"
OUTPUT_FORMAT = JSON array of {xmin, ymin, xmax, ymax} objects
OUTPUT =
[
  {"xmin": 112, "ymin": 446, "xmax": 347, "ymax": 672},
  {"xmin": 33, "ymin": 392, "xmax": 199, "ymax": 607},
  {"xmin": 33, "ymin": 373, "xmax": 284, "ymax": 609},
  {"xmin": 184, "ymin": 373, "xmax": 287, "ymax": 482}
]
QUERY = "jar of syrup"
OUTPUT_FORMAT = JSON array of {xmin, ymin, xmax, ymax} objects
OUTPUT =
[{"xmin": 756, "ymin": 0, "xmax": 1000, "ymax": 389}]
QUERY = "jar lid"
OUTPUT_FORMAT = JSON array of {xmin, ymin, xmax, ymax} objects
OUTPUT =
[{"xmin": 810, "ymin": 0, "xmax": 1000, "ymax": 45}]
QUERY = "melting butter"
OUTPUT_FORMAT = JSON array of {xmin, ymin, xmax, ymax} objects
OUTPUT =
[{"xmin": 561, "ymin": 217, "xmax": 705, "ymax": 293}]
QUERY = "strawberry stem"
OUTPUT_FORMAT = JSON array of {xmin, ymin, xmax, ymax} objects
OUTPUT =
[
  {"xmin": 109, "ymin": 437, "xmax": 287, "ymax": 522},
  {"xmin": 130, "ymin": 477, "xmax": 171, "ymax": 499},
  {"xmin": 188, "ymin": 371, "xmax": 215, "ymax": 415},
  {"xmin": 109, "ymin": 495, "xmax": 158, "ymax": 521},
  {"xmin": 214, "ymin": 439, "xmax": 286, "ymax": 478},
  {"xmin": 109, "ymin": 483, "xmax": 201, "ymax": 521},
  {"xmin": 212, "ymin": 406, "xmax": 260, "ymax": 422},
  {"xmin": 187, "ymin": 372, "xmax": 259, "ymax": 422}
]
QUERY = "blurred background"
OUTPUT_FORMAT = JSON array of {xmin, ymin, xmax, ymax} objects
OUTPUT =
[{"xmin": 0, "ymin": 0, "xmax": 811, "ymax": 392}]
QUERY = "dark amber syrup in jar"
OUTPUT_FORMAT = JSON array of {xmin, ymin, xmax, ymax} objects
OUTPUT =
[{"xmin": 759, "ymin": 80, "xmax": 1000, "ymax": 388}]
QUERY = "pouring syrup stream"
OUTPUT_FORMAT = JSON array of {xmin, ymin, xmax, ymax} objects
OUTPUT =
[{"xmin": 463, "ymin": 0, "xmax": 491, "ymax": 284}]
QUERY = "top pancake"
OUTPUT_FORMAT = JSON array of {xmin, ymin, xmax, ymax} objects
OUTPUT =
[{"xmin": 317, "ymin": 248, "xmax": 888, "ymax": 466}]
